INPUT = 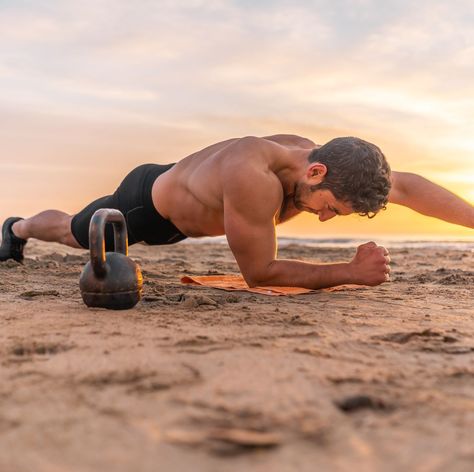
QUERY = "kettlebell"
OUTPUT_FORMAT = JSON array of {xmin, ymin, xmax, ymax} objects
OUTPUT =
[{"xmin": 79, "ymin": 209, "xmax": 143, "ymax": 310}]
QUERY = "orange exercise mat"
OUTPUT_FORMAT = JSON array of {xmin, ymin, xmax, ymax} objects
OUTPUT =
[{"xmin": 180, "ymin": 274, "xmax": 362, "ymax": 296}]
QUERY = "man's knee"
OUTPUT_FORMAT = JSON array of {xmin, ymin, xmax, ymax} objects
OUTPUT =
[
  {"xmin": 59, "ymin": 215, "xmax": 84, "ymax": 249},
  {"xmin": 62, "ymin": 234, "xmax": 84, "ymax": 249}
]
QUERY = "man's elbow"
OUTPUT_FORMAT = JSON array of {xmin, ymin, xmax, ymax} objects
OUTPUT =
[
  {"xmin": 245, "ymin": 276, "xmax": 271, "ymax": 288},
  {"xmin": 242, "ymin": 272, "xmax": 264, "ymax": 288},
  {"xmin": 245, "ymin": 278, "xmax": 260, "ymax": 288},
  {"xmin": 242, "ymin": 262, "xmax": 277, "ymax": 288}
]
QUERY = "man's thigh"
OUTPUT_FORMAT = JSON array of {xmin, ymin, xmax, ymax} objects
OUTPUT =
[
  {"xmin": 63, "ymin": 216, "xmax": 84, "ymax": 249},
  {"xmin": 70, "ymin": 195, "xmax": 121, "ymax": 250}
]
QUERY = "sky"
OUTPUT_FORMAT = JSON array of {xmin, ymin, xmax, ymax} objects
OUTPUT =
[{"xmin": 0, "ymin": 0, "xmax": 473, "ymax": 239}]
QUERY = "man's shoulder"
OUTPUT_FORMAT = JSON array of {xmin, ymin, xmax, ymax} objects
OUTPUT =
[
  {"xmin": 218, "ymin": 134, "xmax": 313, "ymax": 156},
  {"xmin": 262, "ymin": 134, "xmax": 317, "ymax": 149},
  {"xmin": 221, "ymin": 139, "xmax": 283, "ymax": 204},
  {"xmin": 231, "ymin": 135, "xmax": 276, "ymax": 151},
  {"xmin": 220, "ymin": 136, "xmax": 286, "ymax": 167}
]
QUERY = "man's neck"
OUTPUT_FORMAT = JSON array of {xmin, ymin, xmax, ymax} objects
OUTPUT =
[{"xmin": 274, "ymin": 148, "xmax": 313, "ymax": 197}]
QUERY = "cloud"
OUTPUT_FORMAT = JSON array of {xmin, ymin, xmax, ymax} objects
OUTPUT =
[{"xmin": 1, "ymin": 1, "xmax": 472, "ymax": 111}]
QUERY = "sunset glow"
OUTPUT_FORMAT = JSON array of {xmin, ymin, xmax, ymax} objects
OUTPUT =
[{"xmin": 0, "ymin": 0, "xmax": 472, "ymax": 239}]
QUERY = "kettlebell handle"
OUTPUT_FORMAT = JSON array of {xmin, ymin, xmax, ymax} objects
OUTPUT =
[{"xmin": 89, "ymin": 209, "xmax": 128, "ymax": 278}]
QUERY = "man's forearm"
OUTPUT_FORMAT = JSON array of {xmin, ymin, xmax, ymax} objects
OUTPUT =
[
  {"xmin": 394, "ymin": 172, "xmax": 474, "ymax": 228},
  {"xmin": 248, "ymin": 259, "xmax": 353, "ymax": 289}
]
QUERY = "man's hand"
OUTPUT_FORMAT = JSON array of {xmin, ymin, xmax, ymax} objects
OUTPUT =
[{"xmin": 348, "ymin": 242, "xmax": 391, "ymax": 286}]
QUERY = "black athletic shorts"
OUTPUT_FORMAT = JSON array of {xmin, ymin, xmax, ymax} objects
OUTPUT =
[{"xmin": 71, "ymin": 163, "xmax": 187, "ymax": 251}]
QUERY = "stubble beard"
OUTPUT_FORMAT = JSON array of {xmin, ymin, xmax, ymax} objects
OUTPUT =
[{"xmin": 293, "ymin": 182, "xmax": 311, "ymax": 211}]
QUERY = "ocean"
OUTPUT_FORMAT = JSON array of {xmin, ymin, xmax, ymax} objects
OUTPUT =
[{"xmin": 182, "ymin": 235, "xmax": 474, "ymax": 251}]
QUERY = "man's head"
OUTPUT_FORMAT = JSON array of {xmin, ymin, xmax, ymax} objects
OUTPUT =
[{"xmin": 295, "ymin": 137, "xmax": 391, "ymax": 220}]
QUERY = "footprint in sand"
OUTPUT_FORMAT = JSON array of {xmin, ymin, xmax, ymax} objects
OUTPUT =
[
  {"xmin": 19, "ymin": 290, "xmax": 60, "ymax": 300},
  {"xmin": 372, "ymin": 329, "xmax": 458, "ymax": 344},
  {"xmin": 8, "ymin": 341, "xmax": 73, "ymax": 358},
  {"xmin": 334, "ymin": 394, "xmax": 394, "ymax": 413},
  {"xmin": 80, "ymin": 363, "xmax": 201, "ymax": 393},
  {"xmin": 371, "ymin": 330, "xmax": 474, "ymax": 354}
]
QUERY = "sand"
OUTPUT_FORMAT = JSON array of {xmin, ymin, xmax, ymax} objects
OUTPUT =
[{"xmin": 1, "ymin": 240, "xmax": 473, "ymax": 472}]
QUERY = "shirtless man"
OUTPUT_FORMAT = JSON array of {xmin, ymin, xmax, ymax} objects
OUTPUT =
[{"xmin": 1, "ymin": 135, "xmax": 473, "ymax": 289}]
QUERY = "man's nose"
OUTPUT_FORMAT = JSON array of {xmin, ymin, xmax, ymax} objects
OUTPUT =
[{"xmin": 319, "ymin": 210, "xmax": 336, "ymax": 222}]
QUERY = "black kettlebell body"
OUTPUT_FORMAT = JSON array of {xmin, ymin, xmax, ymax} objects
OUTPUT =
[{"xmin": 79, "ymin": 209, "xmax": 143, "ymax": 310}]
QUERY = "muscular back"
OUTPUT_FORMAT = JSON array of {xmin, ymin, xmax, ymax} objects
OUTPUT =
[{"xmin": 151, "ymin": 135, "xmax": 316, "ymax": 237}]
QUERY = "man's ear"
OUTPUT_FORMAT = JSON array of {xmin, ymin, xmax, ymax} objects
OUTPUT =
[{"xmin": 307, "ymin": 163, "xmax": 327, "ymax": 183}]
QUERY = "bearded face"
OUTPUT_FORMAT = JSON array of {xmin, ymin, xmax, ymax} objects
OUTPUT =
[
  {"xmin": 291, "ymin": 180, "xmax": 353, "ymax": 222},
  {"xmin": 293, "ymin": 181, "xmax": 313, "ymax": 211}
]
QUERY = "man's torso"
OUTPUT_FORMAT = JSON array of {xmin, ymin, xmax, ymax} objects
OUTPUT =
[{"xmin": 151, "ymin": 135, "xmax": 317, "ymax": 237}]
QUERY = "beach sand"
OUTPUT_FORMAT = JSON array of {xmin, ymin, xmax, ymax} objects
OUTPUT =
[{"xmin": 1, "ymin": 240, "xmax": 473, "ymax": 471}]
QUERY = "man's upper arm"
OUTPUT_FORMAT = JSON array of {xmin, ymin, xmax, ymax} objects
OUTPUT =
[
  {"xmin": 222, "ymin": 159, "xmax": 282, "ymax": 286},
  {"xmin": 388, "ymin": 171, "xmax": 408, "ymax": 205}
]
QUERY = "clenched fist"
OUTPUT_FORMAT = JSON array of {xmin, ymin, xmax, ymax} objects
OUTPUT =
[{"xmin": 348, "ymin": 242, "xmax": 391, "ymax": 286}]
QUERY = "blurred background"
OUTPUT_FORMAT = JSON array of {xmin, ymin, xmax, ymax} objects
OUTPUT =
[{"xmin": 0, "ymin": 0, "xmax": 473, "ymax": 240}]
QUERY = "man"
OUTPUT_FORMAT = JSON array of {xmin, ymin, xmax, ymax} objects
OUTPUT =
[{"xmin": 1, "ymin": 135, "xmax": 473, "ymax": 288}]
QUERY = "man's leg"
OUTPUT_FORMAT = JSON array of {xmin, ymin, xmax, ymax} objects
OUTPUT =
[
  {"xmin": 0, "ymin": 209, "xmax": 84, "ymax": 263},
  {"xmin": 1, "ymin": 163, "xmax": 159, "ymax": 262},
  {"xmin": 12, "ymin": 210, "xmax": 82, "ymax": 248}
]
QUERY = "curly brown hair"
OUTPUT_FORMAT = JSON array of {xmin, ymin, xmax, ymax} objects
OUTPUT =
[{"xmin": 308, "ymin": 137, "xmax": 391, "ymax": 218}]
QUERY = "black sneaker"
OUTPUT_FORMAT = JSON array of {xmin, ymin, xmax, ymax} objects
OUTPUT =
[{"xmin": 0, "ymin": 217, "xmax": 27, "ymax": 263}]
